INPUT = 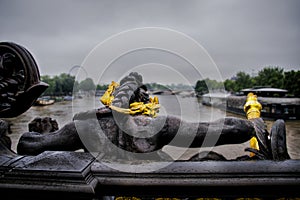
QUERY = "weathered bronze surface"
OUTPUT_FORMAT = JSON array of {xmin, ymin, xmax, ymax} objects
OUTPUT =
[
  {"xmin": 0, "ymin": 42, "xmax": 48, "ymax": 118},
  {"xmin": 28, "ymin": 117, "xmax": 59, "ymax": 134},
  {"xmin": 17, "ymin": 72, "xmax": 258, "ymax": 160},
  {"xmin": 16, "ymin": 72, "xmax": 291, "ymax": 162}
]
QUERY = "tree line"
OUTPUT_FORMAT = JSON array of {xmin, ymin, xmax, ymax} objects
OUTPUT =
[
  {"xmin": 144, "ymin": 82, "xmax": 193, "ymax": 91},
  {"xmin": 41, "ymin": 73, "xmax": 108, "ymax": 96},
  {"xmin": 195, "ymin": 67, "xmax": 300, "ymax": 97},
  {"xmin": 41, "ymin": 74, "xmax": 196, "ymax": 97},
  {"xmin": 41, "ymin": 66, "xmax": 299, "ymax": 97}
]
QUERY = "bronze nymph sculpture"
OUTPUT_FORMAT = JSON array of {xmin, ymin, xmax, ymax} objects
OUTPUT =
[{"xmin": 0, "ymin": 42, "xmax": 290, "ymax": 162}]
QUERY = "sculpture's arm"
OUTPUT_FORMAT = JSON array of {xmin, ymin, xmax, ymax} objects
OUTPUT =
[
  {"xmin": 17, "ymin": 122, "xmax": 84, "ymax": 155},
  {"xmin": 160, "ymin": 116, "xmax": 255, "ymax": 148}
]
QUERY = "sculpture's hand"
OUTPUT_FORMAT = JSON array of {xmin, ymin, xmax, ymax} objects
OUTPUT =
[{"xmin": 17, "ymin": 122, "xmax": 84, "ymax": 155}]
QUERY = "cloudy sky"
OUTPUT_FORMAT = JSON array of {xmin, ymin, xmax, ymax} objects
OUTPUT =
[{"xmin": 1, "ymin": 0, "xmax": 300, "ymax": 85}]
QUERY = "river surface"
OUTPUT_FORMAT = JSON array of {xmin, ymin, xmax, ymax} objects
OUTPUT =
[{"xmin": 3, "ymin": 95, "xmax": 300, "ymax": 160}]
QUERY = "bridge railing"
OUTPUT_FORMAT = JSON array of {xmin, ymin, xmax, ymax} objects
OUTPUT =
[{"xmin": 1, "ymin": 151, "xmax": 300, "ymax": 200}]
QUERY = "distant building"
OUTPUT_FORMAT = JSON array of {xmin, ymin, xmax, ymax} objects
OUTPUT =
[{"xmin": 240, "ymin": 86, "xmax": 288, "ymax": 97}]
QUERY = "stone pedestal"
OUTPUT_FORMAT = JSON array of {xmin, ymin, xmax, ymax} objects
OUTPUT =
[{"xmin": 0, "ymin": 151, "xmax": 96, "ymax": 200}]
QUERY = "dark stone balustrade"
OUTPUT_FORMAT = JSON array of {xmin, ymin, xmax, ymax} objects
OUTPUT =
[{"xmin": 0, "ymin": 151, "xmax": 300, "ymax": 199}]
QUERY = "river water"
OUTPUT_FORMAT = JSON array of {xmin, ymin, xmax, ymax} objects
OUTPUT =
[{"xmin": 3, "ymin": 95, "xmax": 300, "ymax": 160}]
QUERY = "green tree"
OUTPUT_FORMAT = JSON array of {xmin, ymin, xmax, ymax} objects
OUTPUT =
[
  {"xmin": 235, "ymin": 71, "xmax": 253, "ymax": 91},
  {"xmin": 284, "ymin": 70, "xmax": 300, "ymax": 97},
  {"xmin": 223, "ymin": 67, "xmax": 298, "ymax": 95},
  {"xmin": 195, "ymin": 80, "xmax": 208, "ymax": 95},
  {"xmin": 53, "ymin": 76, "xmax": 63, "ymax": 95},
  {"xmin": 224, "ymin": 79, "xmax": 237, "ymax": 93},
  {"xmin": 205, "ymin": 78, "xmax": 223, "ymax": 91},
  {"xmin": 255, "ymin": 66, "xmax": 284, "ymax": 88},
  {"xmin": 41, "ymin": 75, "xmax": 55, "ymax": 95},
  {"xmin": 59, "ymin": 73, "xmax": 75, "ymax": 95},
  {"xmin": 41, "ymin": 73, "xmax": 76, "ymax": 96},
  {"xmin": 194, "ymin": 78, "xmax": 223, "ymax": 95},
  {"xmin": 79, "ymin": 78, "xmax": 96, "ymax": 91},
  {"xmin": 73, "ymin": 81, "xmax": 80, "ymax": 93},
  {"xmin": 96, "ymin": 84, "xmax": 108, "ymax": 90}
]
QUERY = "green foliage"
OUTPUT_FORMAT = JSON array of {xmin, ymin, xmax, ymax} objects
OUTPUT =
[
  {"xmin": 284, "ymin": 70, "xmax": 300, "ymax": 97},
  {"xmin": 235, "ymin": 71, "xmax": 253, "ymax": 91},
  {"xmin": 224, "ymin": 79, "xmax": 237, "ymax": 92},
  {"xmin": 73, "ymin": 81, "xmax": 80, "ymax": 93},
  {"xmin": 195, "ymin": 80, "xmax": 208, "ymax": 95},
  {"xmin": 254, "ymin": 66, "xmax": 284, "ymax": 88},
  {"xmin": 41, "ymin": 67, "xmax": 300, "ymax": 98},
  {"xmin": 41, "ymin": 75, "xmax": 56, "ymax": 95},
  {"xmin": 78, "ymin": 78, "xmax": 96, "ymax": 91},
  {"xmin": 41, "ymin": 74, "xmax": 98, "ymax": 96},
  {"xmin": 96, "ymin": 84, "xmax": 108, "ymax": 90},
  {"xmin": 41, "ymin": 73, "xmax": 75, "ymax": 96},
  {"xmin": 195, "ymin": 78, "xmax": 223, "ymax": 95},
  {"xmin": 195, "ymin": 66, "xmax": 299, "ymax": 96}
]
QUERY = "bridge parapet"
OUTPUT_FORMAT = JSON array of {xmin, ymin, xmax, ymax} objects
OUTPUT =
[{"xmin": 1, "ymin": 152, "xmax": 300, "ymax": 199}]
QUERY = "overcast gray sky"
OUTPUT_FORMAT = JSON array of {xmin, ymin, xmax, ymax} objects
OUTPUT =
[{"xmin": 1, "ymin": 0, "xmax": 300, "ymax": 85}]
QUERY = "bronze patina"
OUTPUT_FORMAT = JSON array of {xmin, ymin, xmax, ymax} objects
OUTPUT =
[{"xmin": 0, "ymin": 42, "xmax": 48, "ymax": 118}]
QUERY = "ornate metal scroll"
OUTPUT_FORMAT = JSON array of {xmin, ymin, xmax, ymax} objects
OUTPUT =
[{"xmin": 0, "ymin": 42, "xmax": 48, "ymax": 118}]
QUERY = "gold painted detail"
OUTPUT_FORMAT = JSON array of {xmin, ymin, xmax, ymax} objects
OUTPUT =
[
  {"xmin": 243, "ymin": 92, "xmax": 262, "ymax": 157},
  {"xmin": 243, "ymin": 92, "xmax": 262, "ymax": 120},
  {"xmin": 100, "ymin": 81, "xmax": 119, "ymax": 106},
  {"xmin": 100, "ymin": 81, "xmax": 160, "ymax": 117}
]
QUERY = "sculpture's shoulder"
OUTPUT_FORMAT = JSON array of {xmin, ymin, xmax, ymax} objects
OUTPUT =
[
  {"xmin": 96, "ymin": 106, "xmax": 112, "ymax": 116},
  {"xmin": 72, "ymin": 107, "xmax": 112, "ymax": 121}
]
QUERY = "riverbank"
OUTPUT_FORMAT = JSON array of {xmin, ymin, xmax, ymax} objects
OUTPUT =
[{"xmin": 202, "ymin": 92, "xmax": 300, "ymax": 120}]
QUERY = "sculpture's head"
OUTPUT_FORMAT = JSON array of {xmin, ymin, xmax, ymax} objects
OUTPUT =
[
  {"xmin": 113, "ymin": 72, "xmax": 149, "ymax": 108},
  {"xmin": 100, "ymin": 72, "xmax": 160, "ymax": 117},
  {"xmin": 0, "ymin": 42, "xmax": 48, "ymax": 118}
]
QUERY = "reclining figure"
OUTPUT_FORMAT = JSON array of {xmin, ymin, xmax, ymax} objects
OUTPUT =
[
  {"xmin": 17, "ymin": 72, "xmax": 262, "ymax": 161},
  {"xmin": 0, "ymin": 42, "xmax": 290, "ymax": 162}
]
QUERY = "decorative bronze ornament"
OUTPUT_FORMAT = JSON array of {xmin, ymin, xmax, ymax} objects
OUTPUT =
[{"xmin": 0, "ymin": 42, "xmax": 48, "ymax": 118}]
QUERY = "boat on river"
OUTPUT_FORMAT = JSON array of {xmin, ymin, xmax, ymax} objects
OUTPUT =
[
  {"xmin": 63, "ymin": 95, "xmax": 74, "ymax": 101},
  {"xmin": 201, "ymin": 87, "xmax": 300, "ymax": 120},
  {"xmin": 34, "ymin": 96, "xmax": 55, "ymax": 106}
]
